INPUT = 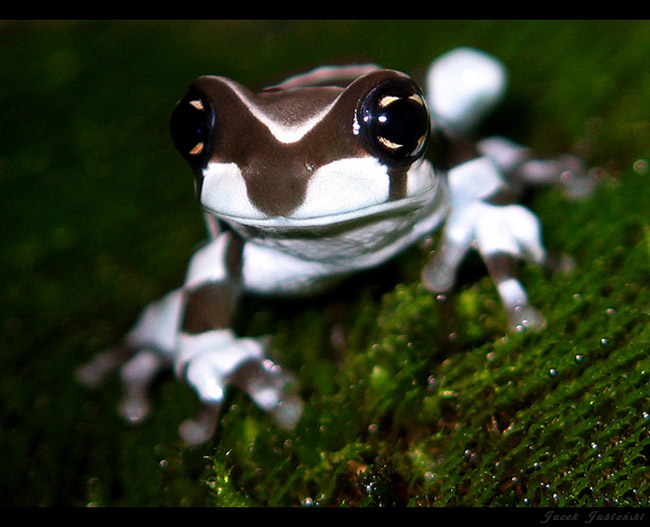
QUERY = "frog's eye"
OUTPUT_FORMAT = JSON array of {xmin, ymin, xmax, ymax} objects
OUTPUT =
[
  {"xmin": 170, "ymin": 88, "xmax": 215, "ymax": 171},
  {"xmin": 358, "ymin": 78, "xmax": 430, "ymax": 167}
]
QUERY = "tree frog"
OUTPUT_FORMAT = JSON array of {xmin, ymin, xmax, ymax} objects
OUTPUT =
[{"xmin": 77, "ymin": 47, "xmax": 592, "ymax": 445}]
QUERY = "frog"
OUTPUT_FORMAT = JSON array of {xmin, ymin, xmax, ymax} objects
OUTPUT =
[{"xmin": 77, "ymin": 47, "xmax": 592, "ymax": 445}]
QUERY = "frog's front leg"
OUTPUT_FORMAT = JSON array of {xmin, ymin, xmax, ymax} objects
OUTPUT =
[
  {"xmin": 78, "ymin": 231, "xmax": 302, "ymax": 445},
  {"xmin": 422, "ymin": 156, "xmax": 553, "ymax": 331},
  {"xmin": 175, "ymin": 328, "xmax": 301, "ymax": 445},
  {"xmin": 423, "ymin": 202, "xmax": 548, "ymax": 331}
]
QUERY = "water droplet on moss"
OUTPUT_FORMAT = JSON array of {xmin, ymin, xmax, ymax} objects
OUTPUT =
[{"xmin": 633, "ymin": 158, "xmax": 648, "ymax": 174}]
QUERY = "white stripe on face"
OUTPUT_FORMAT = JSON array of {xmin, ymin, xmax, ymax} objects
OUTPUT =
[{"xmin": 219, "ymin": 77, "xmax": 339, "ymax": 144}]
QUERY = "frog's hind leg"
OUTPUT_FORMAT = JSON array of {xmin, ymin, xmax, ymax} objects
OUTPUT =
[
  {"xmin": 76, "ymin": 344, "xmax": 169, "ymax": 424},
  {"xmin": 117, "ymin": 348, "xmax": 169, "ymax": 424},
  {"xmin": 77, "ymin": 288, "xmax": 182, "ymax": 424},
  {"xmin": 76, "ymin": 345, "xmax": 131, "ymax": 389}
]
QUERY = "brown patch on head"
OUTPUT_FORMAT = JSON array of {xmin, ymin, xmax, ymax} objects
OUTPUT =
[{"xmin": 187, "ymin": 70, "xmax": 424, "ymax": 217}]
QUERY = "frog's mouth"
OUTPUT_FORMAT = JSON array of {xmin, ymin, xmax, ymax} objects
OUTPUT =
[
  {"xmin": 213, "ymin": 185, "xmax": 439, "ymax": 232},
  {"xmin": 200, "ymin": 158, "xmax": 439, "ymax": 231}
]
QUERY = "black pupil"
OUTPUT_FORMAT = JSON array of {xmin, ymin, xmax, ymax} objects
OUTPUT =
[
  {"xmin": 361, "ymin": 79, "xmax": 430, "ymax": 167},
  {"xmin": 375, "ymin": 97, "xmax": 428, "ymax": 155},
  {"xmin": 170, "ymin": 94, "xmax": 211, "ymax": 165}
]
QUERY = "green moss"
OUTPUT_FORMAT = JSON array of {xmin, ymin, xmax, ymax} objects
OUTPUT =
[
  {"xmin": 2, "ymin": 20, "xmax": 650, "ymax": 507},
  {"xmin": 197, "ymin": 175, "xmax": 650, "ymax": 507}
]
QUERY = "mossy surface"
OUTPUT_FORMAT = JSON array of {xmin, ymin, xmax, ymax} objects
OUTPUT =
[{"xmin": 1, "ymin": 20, "xmax": 650, "ymax": 507}]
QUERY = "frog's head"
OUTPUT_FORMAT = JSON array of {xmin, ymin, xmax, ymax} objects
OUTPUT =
[{"xmin": 170, "ymin": 68, "xmax": 435, "ymax": 229}]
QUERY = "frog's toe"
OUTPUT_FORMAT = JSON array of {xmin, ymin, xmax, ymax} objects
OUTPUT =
[
  {"xmin": 507, "ymin": 304, "xmax": 547, "ymax": 333},
  {"xmin": 421, "ymin": 259, "xmax": 457, "ymax": 293},
  {"xmin": 118, "ymin": 394, "xmax": 151, "ymax": 424},
  {"xmin": 76, "ymin": 347, "xmax": 126, "ymax": 388},
  {"xmin": 232, "ymin": 358, "xmax": 304, "ymax": 429},
  {"xmin": 545, "ymin": 252, "xmax": 575, "ymax": 274},
  {"xmin": 269, "ymin": 394, "xmax": 304, "ymax": 430},
  {"xmin": 116, "ymin": 349, "xmax": 166, "ymax": 423},
  {"xmin": 179, "ymin": 402, "xmax": 222, "ymax": 446}
]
